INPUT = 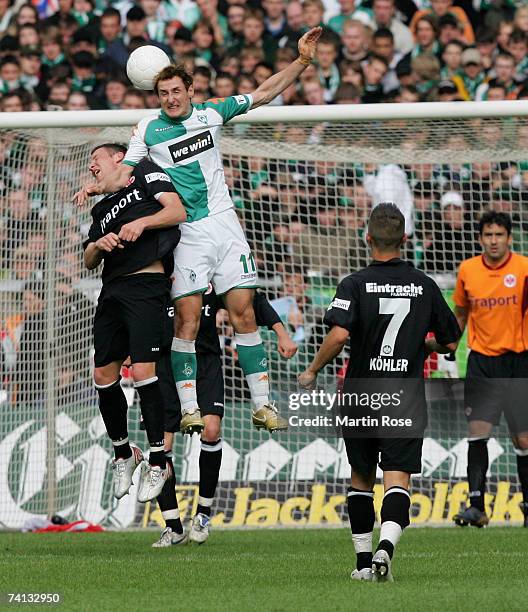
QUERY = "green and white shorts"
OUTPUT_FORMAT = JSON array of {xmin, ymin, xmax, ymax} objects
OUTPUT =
[{"xmin": 171, "ymin": 208, "xmax": 258, "ymax": 299}]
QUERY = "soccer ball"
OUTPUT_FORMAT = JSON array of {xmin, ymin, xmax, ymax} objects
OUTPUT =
[{"xmin": 126, "ymin": 46, "xmax": 172, "ymax": 91}]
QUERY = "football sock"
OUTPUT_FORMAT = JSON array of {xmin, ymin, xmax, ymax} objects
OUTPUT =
[
  {"xmin": 157, "ymin": 452, "xmax": 183, "ymax": 534},
  {"xmin": 376, "ymin": 486, "xmax": 410, "ymax": 559},
  {"xmin": 347, "ymin": 487, "xmax": 375, "ymax": 570},
  {"xmin": 134, "ymin": 377, "xmax": 166, "ymax": 469},
  {"xmin": 197, "ymin": 439, "xmax": 223, "ymax": 517},
  {"xmin": 171, "ymin": 337, "xmax": 199, "ymax": 414},
  {"xmin": 515, "ymin": 449, "xmax": 528, "ymax": 505},
  {"xmin": 235, "ymin": 331, "xmax": 270, "ymax": 410},
  {"xmin": 467, "ymin": 438, "xmax": 488, "ymax": 512},
  {"xmin": 95, "ymin": 378, "xmax": 131, "ymax": 460}
]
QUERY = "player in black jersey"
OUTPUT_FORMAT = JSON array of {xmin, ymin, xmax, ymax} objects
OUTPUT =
[
  {"xmin": 150, "ymin": 287, "xmax": 297, "ymax": 547},
  {"xmin": 299, "ymin": 203, "xmax": 460, "ymax": 582},
  {"xmin": 83, "ymin": 143, "xmax": 186, "ymax": 507}
]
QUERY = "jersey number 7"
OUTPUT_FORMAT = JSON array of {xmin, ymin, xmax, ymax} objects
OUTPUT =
[{"xmin": 378, "ymin": 298, "xmax": 411, "ymax": 357}]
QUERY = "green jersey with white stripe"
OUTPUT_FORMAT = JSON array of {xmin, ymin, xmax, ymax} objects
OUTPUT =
[{"xmin": 123, "ymin": 94, "xmax": 253, "ymax": 223}]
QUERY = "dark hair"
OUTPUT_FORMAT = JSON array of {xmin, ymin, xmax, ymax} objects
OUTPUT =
[
  {"xmin": 71, "ymin": 51, "xmax": 95, "ymax": 69},
  {"xmin": 334, "ymin": 82, "xmax": 360, "ymax": 101},
  {"xmin": 416, "ymin": 14, "xmax": 439, "ymax": 36},
  {"xmin": 216, "ymin": 71, "xmax": 235, "ymax": 83},
  {"xmin": 510, "ymin": 28, "xmax": 528, "ymax": 46},
  {"xmin": 487, "ymin": 78, "xmax": 506, "ymax": 92},
  {"xmin": 373, "ymin": 27, "xmax": 394, "ymax": 42},
  {"xmin": 367, "ymin": 53, "xmax": 389, "ymax": 68},
  {"xmin": 1, "ymin": 54, "xmax": 20, "ymax": 67},
  {"xmin": 478, "ymin": 211, "xmax": 512, "ymax": 236},
  {"xmin": 154, "ymin": 63, "xmax": 193, "ymax": 94},
  {"xmin": 101, "ymin": 7, "xmax": 121, "ymax": 20},
  {"xmin": 194, "ymin": 65, "xmax": 212, "ymax": 79},
  {"xmin": 90, "ymin": 143, "xmax": 128, "ymax": 156},
  {"xmin": 368, "ymin": 202, "xmax": 405, "ymax": 250},
  {"xmin": 126, "ymin": 6, "xmax": 146, "ymax": 21}
]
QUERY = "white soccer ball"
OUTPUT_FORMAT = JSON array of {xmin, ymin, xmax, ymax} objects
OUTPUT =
[{"xmin": 126, "ymin": 45, "xmax": 172, "ymax": 91}]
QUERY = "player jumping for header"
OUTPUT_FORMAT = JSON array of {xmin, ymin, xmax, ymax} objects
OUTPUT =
[{"xmin": 78, "ymin": 27, "xmax": 322, "ymax": 435}]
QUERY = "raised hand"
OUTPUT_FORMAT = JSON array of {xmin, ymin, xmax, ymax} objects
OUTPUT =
[{"xmin": 298, "ymin": 26, "xmax": 323, "ymax": 62}]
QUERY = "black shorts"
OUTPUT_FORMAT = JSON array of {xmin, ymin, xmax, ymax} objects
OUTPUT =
[
  {"xmin": 344, "ymin": 437, "xmax": 423, "ymax": 475},
  {"xmin": 93, "ymin": 273, "xmax": 170, "ymax": 367},
  {"xmin": 464, "ymin": 350, "xmax": 528, "ymax": 433},
  {"xmin": 157, "ymin": 351, "xmax": 225, "ymax": 433}
]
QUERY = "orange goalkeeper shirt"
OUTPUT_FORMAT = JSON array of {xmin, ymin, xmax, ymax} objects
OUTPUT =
[{"xmin": 453, "ymin": 252, "xmax": 528, "ymax": 356}]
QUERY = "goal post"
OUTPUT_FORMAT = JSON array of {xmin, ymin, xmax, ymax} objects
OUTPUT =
[{"xmin": 1, "ymin": 101, "xmax": 527, "ymax": 530}]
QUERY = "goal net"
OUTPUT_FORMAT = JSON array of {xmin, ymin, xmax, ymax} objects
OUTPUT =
[{"xmin": 1, "ymin": 106, "xmax": 527, "ymax": 529}]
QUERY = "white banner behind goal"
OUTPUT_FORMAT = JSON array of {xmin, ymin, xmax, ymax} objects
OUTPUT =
[{"xmin": 1, "ymin": 104, "xmax": 527, "ymax": 529}]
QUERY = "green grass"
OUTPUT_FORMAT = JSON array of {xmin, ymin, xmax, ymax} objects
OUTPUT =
[{"xmin": 1, "ymin": 528, "xmax": 527, "ymax": 611}]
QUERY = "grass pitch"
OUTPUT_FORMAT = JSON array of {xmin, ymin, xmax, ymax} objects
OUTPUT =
[{"xmin": 1, "ymin": 527, "xmax": 527, "ymax": 611}]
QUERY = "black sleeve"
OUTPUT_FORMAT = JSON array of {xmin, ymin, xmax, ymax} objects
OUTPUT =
[
  {"xmin": 323, "ymin": 276, "xmax": 359, "ymax": 331},
  {"xmin": 82, "ymin": 207, "xmax": 102, "ymax": 250},
  {"xmin": 253, "ymin": 291, "xmax": 281, "ymax": 329},
  {"xmin": 135, "ymin": 159, "xmax": 176, "ymax": 200},
  {"xmin": 429, "ymin": 280, "xmax": 461, "ymax": 346}
]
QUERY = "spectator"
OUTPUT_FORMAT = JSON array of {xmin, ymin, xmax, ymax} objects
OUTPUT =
[
  {"xmin": 65, "ymin": 90, "xmax": 89, "ymax": 110},
  {"xmin": 371, "ymin": 28, "xmax": 402, "ymax": 93},
  {"xmin": 302, "ymin": 0, "xmax": 325, "ymax": 31},
  {"xmin": 328, "ymin": 0, "xmax": 373, "ymax": 35},
  {"xmin": 97, "ymin": 8, "xmax": 122, "ymax": 55},
  {"xmin": 410, "ymin": 15, "xmax": 440, "ymax": 59},
  {"xmin": 424, "ymin": 190, "xmax": 479, "ymax": 273},
  {"xmin": 508, "ymin": 28, "xmax": 528, "ymax": 81},
  {"xmin": 278, "ymin": 0, "xmax": 304, "ymax": 51},
  {"xmin": 372, "ymin": 0, "xmax": 413, "ymax": 56},
  {"xmin": 170, "ymin": 26, "xmax": 194, "ymax": 58},
  {"xmin": 452, "ymin": 47, "xmax": 486, "ymax": 101},
  {"xmin": 514, "ymin": 6, "xmax": 528, "ymax": 34},
  {"xmin": 263, "ymin": 0, "xmax": 287, "ymax": 40},
  {"xmin": 437, "ymin": 14, "xmax": 463, "ymax": 47},
  {"xmin": 104, "ymin": 77, "xmax": 127, "ymax": 109},
  {"xmin": 120, "ymin": 87, "xmax": 146, "ymax": 109},
  {"xmin": 396, "ymin": 84, "xmax": 421, "ymax": 102},
  {"xmin": 226, "ymin": 4, "xmax": 246, "ymax": 49},
  {"xmin": 475, "ymin": 27, "xmax": 497, "ymax": 71},
  {"xmin": 440, "ymin": 40, "xmax": 463, "ymax": 79},
  {"xmin": 315, "ymin": 33, "xmax": 340, "ymax": 101},
  {"xmin": 302, "ymin": 76, "xmax": 326, "ymax": 105},
  {"xmin": 361, "ymin": 53, "xmax": 388, "ymax": 102},
  {"xmin": 410, "ymin": 0, "xmax": 474, "ymax": 44},
  {"xmin": 0, "ymin": 55, "xmax": 22, "ymax": 94},
  {"xmin": 341, "ymin": 19, "xmax": 370, "ymax": 63},
  {"xmin": 0, "ymin": 90, "xmax": 24, "ymax": 111},
  {"xmin": 47, "ymin": 80, "xmax": 70, "ymax": 109},
  {"xmin": 476, "ymin": 51, "xmax": 519, "ymax": 100},
  {"xmin": 496, "ymin": 19, "xmax": 514, "ymax": 52},
  {"xmin": 232, "ymin": 8, "xmax": 277, "ymax": 65},
  {"xmin": 334, "ymin": 82, "xmax": 360, "ymax": 103},
  {"xmin": 485, "ymin": 79, "xmax": 507, "ymax": 101},
  {"xmin": 437, "ymin": 79, "xmax": 460, "ymax": 102}
]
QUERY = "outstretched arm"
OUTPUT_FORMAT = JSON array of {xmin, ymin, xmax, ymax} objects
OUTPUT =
[
  {"xmin": 298, "ymin": 325, "xmax": 349, "ymax": 390},
  {"xmin": 250, "ymin": 27, "xmax": 322, "ymax": 109}
]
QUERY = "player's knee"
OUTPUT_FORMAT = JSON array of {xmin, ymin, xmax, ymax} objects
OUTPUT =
[
  {"xmin": 202, "ymin": 421, "xmax": 221, "ymax": 442},
  {"xmin": 351, "ymin": 470, "xmax": 375, "ymax": 491},
  {"xmin": 131, "ymin": 362, "xmax": 156, "ymax": 383},
  {"xmin": 229, "ymin": 306, "xmax": 256, "ymax": 332},
  {"xmin": 94, "ymin": 366, "xmax": 119, "ymax": 387}
]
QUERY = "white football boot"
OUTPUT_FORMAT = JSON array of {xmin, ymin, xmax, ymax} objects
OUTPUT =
[
  {"xmin": 151, "ymin": 527, "xmax": 188, "ymax": 548},
  {"xmin": 371, "ymin": 549, "xmax": 394, "ymax": 582},
  {"xmin": 137, "ymin": 460, "xmax": 171, "ymax": 503},
  {"xmin": 189, "ymin": 513, "xmax": 211, "ymax": 544},
  {"xmin": 350, "ymin": 568, "xmax": 374, "ymax": 582},
  {"xmin": 112, "ymin": 445, "xmax": 143, "ymax": 499}
]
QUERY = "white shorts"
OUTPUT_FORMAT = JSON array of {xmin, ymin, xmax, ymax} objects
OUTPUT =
[{"xmin": 171, "ymin": 208, "xmax": 258, "ymax": 299}]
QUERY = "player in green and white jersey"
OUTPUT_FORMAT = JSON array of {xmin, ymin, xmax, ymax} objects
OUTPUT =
[{"xmin": 123, "ymin": 27, "xmax": 322, "ymax": 436}]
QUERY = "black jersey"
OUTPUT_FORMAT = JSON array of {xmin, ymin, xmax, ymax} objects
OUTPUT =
[
  {"xmin": 83, "ymin": 159, "xmax": 180, "ymax": 284},
  {"xmin": 324, "ymin": 258, "xmax": 460, "ymax": 379},
  {"xmin": 168, "ymin": 289, "xmax": 282, "ymax": 355}
]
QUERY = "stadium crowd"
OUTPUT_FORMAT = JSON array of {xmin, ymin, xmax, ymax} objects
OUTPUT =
[
  {"xmin": 0, "ymin": 0, "xmax": 527, "ymax": 110},
  {"xmin": 2, "ymin": 0, "xmax": 528, "ymax": 400}
]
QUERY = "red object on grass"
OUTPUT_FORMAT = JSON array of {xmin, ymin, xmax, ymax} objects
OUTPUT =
[{"xmin": 35, "ymin": 521, "xmax": 104, "ymax": 533}]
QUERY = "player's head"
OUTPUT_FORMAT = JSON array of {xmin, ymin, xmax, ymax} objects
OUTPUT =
[
  {"xmin": 367, "ymin": 202, "xmax": 406, "ymax": 254},
  {"xmin": 478, "ymin": 210, "xmax": 512, "ymax": 262},
  {"xmin": 154, "ymin": 63, "xmax": 194, "ymax": 119},
  {"xmin": 89, "ymin": 143, "xmax": 127, "ymax": 185}
]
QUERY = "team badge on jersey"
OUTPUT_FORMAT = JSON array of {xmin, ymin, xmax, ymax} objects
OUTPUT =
[
  {"xmin": 126, "ymin": 176, "xmax": 135, "ymax": 186},
  {"xmin": 189, "ymin": 270, "xmax": 196, "ymax": 283},
  {"xmin": 504, "ymin": 273, "xmax": 517, "ymax": 288},
  {"xmin": 198, "ymin": 113, "xmax": 208, "ymax": 125}
]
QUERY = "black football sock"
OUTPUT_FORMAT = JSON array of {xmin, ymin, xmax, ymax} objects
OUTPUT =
[
  {"xmin": 347, "ymin": 487, "xmax": 375, "ymax": 570},
  {"xmin": 95, "ymin": 378, "xmax": 131, "ymax": 460},
  {"xmin": 135, "ymin": 377, "xmax": 166, "ymax": 469},
  {"xmin": 516, "ymin": 451, "xmax": 528, "ymax": 506},
  {"xmin": 197, "ymin": 439, "xmax": 222, "ymax": 517},
  {"xmin": 376, "ymin": 486, "xmax": 410, "ymax": 560},
  {"xmin": 467, "ymin": 438, "xmax": 488, "ymax": 512},
  {"xmin": 156, "ymin": 452, "xmax": 183, "ymax": 534}
]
